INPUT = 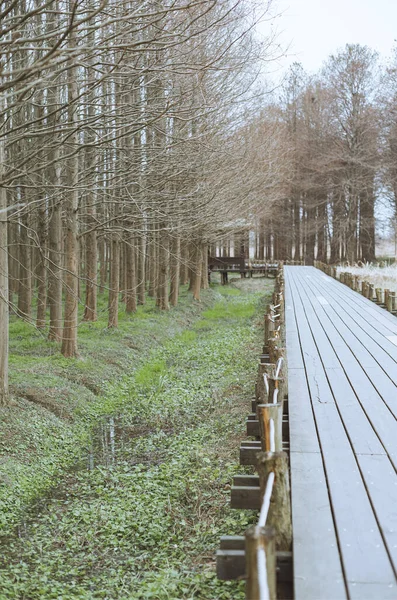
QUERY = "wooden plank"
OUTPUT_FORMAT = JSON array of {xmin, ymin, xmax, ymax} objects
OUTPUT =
[
  {"xmin": 290, "ymin": 451, "xmax": 346, "ymax": 600},
  {"xmin": 288, "ymin": 368, "xmax": 321, "ymax": 454},
  {"xmin": 233, "ymin": 475, "xmax": 259, "ymax": 487},
  {"xmin": 230, "ymin": 485, "xmax": 260, "ymax": 510},
  {"xmin": 285, "ymin": 268, "xmax": 347, "ymax": 599},
  {"xmin": 308, "ymin": 271, "xmax": 397, "ymax": 384},
  {"xmin": 246, "ymin": 419, "xmax": 259, "ymax": 437},
  {"xmin": 357, "ymin": 454, "xmax": 397, "ymax": 572},
  {"xmin": 216, "ymin": 548, "xmax": 292, "ymax": 583},
  {"xmin": 216, "ymin": 549, "xmax": 245, "ymax": 580},
  {"xmin": 220, "ymin": 535, "xmax": 245, "ymax": 550},
  {"xmin": 298, "ymin": 271, "xmax": 397, "ymax": 435},
  {"xmin": 325, "ymin": 368, "xmax": 385, "ymax": 456},
  {"xmin": 286, "ymin": 267, "xmax": 397, "ymax": 595}
]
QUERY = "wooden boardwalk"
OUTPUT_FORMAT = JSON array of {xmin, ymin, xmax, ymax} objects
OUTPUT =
[{"xmin": 285, "ymin": 266, "xmax": 397, "ymax": 600}]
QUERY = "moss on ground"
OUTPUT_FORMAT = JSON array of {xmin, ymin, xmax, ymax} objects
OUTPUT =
[{"xmin": 0, "ymin": 277, "xmax": 274, "ymax": 599}]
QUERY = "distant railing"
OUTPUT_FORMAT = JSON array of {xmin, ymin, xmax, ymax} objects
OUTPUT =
[
  {"xmin": 216, "ymin": 264, "xmax": 292, "ymax": 600},
  {"xmin": 314, "ymin": 261, "xmax": 397, "ymax": 314}
]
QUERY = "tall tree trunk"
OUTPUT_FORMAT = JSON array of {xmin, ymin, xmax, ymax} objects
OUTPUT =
[
  {"xmin": 360, "ymin": 182, "xmax": 375, "ymax": 262},
  {"xmin": 157, "ymin": 227, "xmax": 169, "ymax": 310},
  {"xmin": 148, "ymin": 226, "xmax": 157, "ymax": 298},
  {"xmin": 17, "ymin": 210, "xmax": 32, "ymax": 319},
  {"xmin": 169, "ymin": 234, "xmax": 180, "ymax": 306},
  {"xmin": 316, "ymin": 199, "xmax": 326, "ymax": 263},
  {"xmin": 305, "ymin": 205, "xmax": 316, "ymax": 265},
  {"xmin": 137, "ymin": 231, "xmax": 146, "ymax": 304},
  {"xmin": 108, "ymin": 233, "xmax": 120, "ymax": 327},
  {"xmin": 180, "ymin": 241, "xmax": 189, "ymax": 285},
  {"xmin": 258, "ymin": 218, "xmax": 265, "ymax": 260},
  {"xmin": 61, "ymin": 13, "xmax": 79, "ymax": 358},
  {"xmin": 293, "ymin": 195, "xmax": 301, "ymax": 261},
  {"xmin": 0, "ymin": 135, "xmax": 9, "ymax": 405},
  {"xmin": 201, "ymin": 243, "xmax": 209, "ymax": 289},
  {"xmin": 48, "ymin": 198, "xmax": 63, "ymax": 341},
  {"xmin": 125, "ymin": 236, "xmax": 137, "ymax": 313},
  {"xmin": 36, "ymin": 207, "xmax": 47, "ymax": 329},
  {"xmin": 330, "ymin": 192, "xmax": 342, "ymax": 264},
  {"xmin": 8, "ymin": 220, "xmax": 19, "ymax": 306},
  {"xmin": 191, "ymin": 243, "xmax": 202, "ymax": 301}
]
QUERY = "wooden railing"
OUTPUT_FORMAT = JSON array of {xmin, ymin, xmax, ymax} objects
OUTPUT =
[
  {"xmin": 216, "ymin": 265, "xmax": 292, "ymax": 600},
  {"xmin": 315, "ymin": 261, "xmax": 397, "ymax": 314}
]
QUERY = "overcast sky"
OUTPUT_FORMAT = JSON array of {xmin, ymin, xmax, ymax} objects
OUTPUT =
[{"xmin": 266, "ymin": 0, "xmax": 397, "ymax": 76}]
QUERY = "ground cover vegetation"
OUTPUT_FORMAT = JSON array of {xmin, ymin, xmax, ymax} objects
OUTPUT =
[{"xmin": 0, "ymin": 277, "xmax": 273, "ymax": 599}]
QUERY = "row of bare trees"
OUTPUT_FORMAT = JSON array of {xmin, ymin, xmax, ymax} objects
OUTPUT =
[
  {"xmin": 256, "ymin": 43, "xmax": 397, "ymax": 265},
  {"xmin": 0, "ymin": 0, "xmax": 288, "ymax": 404}
]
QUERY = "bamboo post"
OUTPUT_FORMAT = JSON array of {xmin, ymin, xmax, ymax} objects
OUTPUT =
[
  {"xmin": 245, "ymin": 525, "xmax": 276, "ymax": 600},
  {"xmin": 257, "ymin": 452, "xmax": 292, "ymax": 551}
]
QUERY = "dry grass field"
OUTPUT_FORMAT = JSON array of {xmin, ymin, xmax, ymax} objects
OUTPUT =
[{"xmin": 336, "ymin": 263, "xmax": 397, "ymax": 293}]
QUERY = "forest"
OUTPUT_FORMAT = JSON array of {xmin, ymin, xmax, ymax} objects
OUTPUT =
[
  {"xmin": 1, "ymin": 0, "xmax": 397, "ymax": 597},
  {"xmin": 1, "ymin": 0, "xmax": 397, "ymax": 399}
]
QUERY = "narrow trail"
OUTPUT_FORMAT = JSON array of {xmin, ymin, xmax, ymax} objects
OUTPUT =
[{"xmin": 0, "ymin": 278, "xmax": 272, "ymax": 600}]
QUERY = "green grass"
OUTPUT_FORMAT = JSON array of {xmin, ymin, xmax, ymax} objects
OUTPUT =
[{"xmin": 0, "ymin": 278, "xmax": 274, "ymax": 599}]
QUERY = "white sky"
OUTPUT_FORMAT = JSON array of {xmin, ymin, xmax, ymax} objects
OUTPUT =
[{"xmin": 266, "ymin": 0, "xmax": 397, "ymax": 76}]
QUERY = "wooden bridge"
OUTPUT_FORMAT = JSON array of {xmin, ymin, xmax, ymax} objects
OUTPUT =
[
  {"xmin": 217, "ymin": 265, "xmax": 397, "ymax": 599},
  {"xmin": 208, "ymin": 256, "xmax": 280, "ymax": 283},
  {"xmin": 286, "ymin": 266, "xmax": 397, "ymax": 600}
]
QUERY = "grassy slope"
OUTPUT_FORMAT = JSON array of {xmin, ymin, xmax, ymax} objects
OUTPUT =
[
  {"xmin": 1, "ymin": 286, "xmax": 215, "ymax": 532},
  {"xmin": 0, "ymin": 278, "xmax": 273, "ymax": 599}
]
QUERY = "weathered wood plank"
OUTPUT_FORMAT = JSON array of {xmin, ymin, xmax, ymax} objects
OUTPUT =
[
  {"xmin": 290, "ymin": 450, "xmax": 346, "ymax": 600},
  {"xmin": 230, "ymin": 485, "xmax": 260, "ymax": 510},
  {"xmin": 285, "ymin": 266, "xmax": 397, "ymax": 598}
]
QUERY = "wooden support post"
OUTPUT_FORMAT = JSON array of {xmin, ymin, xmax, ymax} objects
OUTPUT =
[
  {"xmin": 256, "ymin": 363, "xmax": 276, "ymax": 402},
  {"xmin": 375, "ymin": 288, "xmax": 383, "ymax": 304},
  {"xmin": 257, "ymin": 403, "xmax": 283, "ymax": 452},
  {"xmin": 264, "ymin": 313, "xmax": 275, "ymax": 351},
  {"xmin": 385, "ymin": 289, "xmax": 390, "ymax": 311},
  {"xmin": 257, "ymin": 452, "xmax": 292, "ymax": 551},
  {"xmin": 368, "ymin": 283, "xmax": 375, "ymax": 300},
  {"xmin": 245, "ymin": 525, "xmax": 276, "ymax": 600},
  {"xmin": 388, "ymin": 291, "xmax": 396, "ymax": 312},
  {"xmin": 268, "ymin": 376, "xmax": 284, "ymax": 406},
  {"xmin": 267, "ymin": 337, "xmax": 278, "ymax": 364},
  {"xmin": 272, "ymin": 345, "xmax": 285, "ymax": 366}
]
